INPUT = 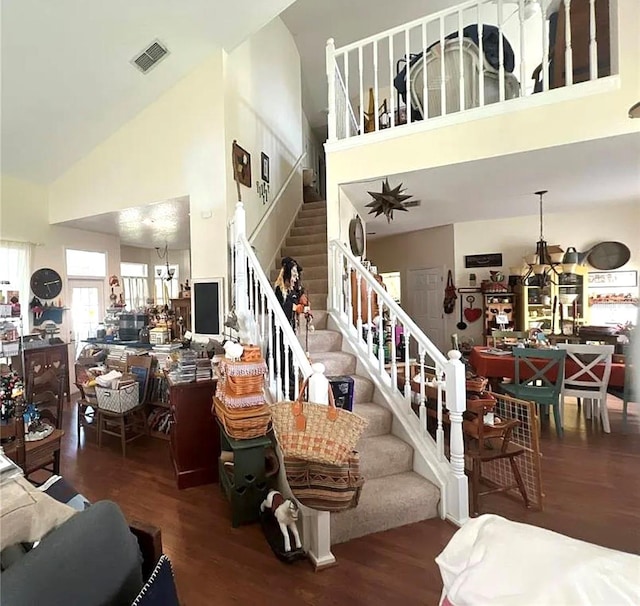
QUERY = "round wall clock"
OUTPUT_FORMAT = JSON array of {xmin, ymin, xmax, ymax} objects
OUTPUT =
[
  {"xmin": 348, "ymin": 216, "xmax": 365, "ymax": 257},
  {"xmin": 30, "ymin": 268, "xmax": 63, "ymax": 300}
]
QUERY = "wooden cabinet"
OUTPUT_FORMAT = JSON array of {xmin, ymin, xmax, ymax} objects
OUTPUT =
[
  {"xmin": 15, "ymin": 343, "xmax": 70, "ymax": 403},
  {"xmin": 168, "ymin": 377, "xmax": 219, "ymax": 489},
  {"xmin": 170, "ymin": 298, "xmax": 191, "ymax": 333},
  {"xmin": 517, "ymin": 268, "xmax": 589, "ymax": 335}
]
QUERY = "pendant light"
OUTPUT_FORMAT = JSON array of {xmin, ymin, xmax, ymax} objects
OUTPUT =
[{"xmin": 523, "ymin": 190, "xmax": 562, "ymax": 285}]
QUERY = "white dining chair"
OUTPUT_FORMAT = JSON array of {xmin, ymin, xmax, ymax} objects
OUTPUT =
[{"xmin": 558, "ymin": 343, "xmax": 614, "ymax": 433}]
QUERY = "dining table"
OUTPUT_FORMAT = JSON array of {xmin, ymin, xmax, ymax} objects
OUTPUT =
[{"xmin": 469, "ymin": 346, "xmax": 626, "ymax": 388}]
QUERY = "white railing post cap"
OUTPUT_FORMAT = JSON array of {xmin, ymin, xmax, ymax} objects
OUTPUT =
[
  {"xmin": 311, "ymin": 362, "xmax": 326, "ymax": 375},
  {"xmin": 326, "ymin": 38, "xmax": 335, "ymax": 47},
  {"xmin": 447, "ymin": 350, "xmax": 462, "ymax": 362}
]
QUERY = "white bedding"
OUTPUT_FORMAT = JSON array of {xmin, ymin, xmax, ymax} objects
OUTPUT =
[{"xmin": 436, "ymin": 515, "xmax": 640, "ymax": 606}]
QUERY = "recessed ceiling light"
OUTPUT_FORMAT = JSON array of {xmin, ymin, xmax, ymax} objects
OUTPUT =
[{"xmin": 142, "ymin": 218, "xmax": 155, "ymax": 226}]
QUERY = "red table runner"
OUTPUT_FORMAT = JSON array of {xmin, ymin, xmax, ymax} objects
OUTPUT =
[{"xmin": 469, "ymin": 346, "xmax": 625, "ymax": 388}]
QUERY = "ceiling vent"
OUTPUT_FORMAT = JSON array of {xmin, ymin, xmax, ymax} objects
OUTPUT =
[
  {"xmin": 402, "ymin": 199, "xmax": 422, "ymax": 208},
  {"xmin": 131, "ymin": 40, "xmax": 169, "ymax": 74}
]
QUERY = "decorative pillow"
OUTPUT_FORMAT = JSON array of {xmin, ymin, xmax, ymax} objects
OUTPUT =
[
  {"xmin": 0, "ymin": 475, "xmax": 76, "ymax": 550},
  {"xmin": 131, "ymin": 555, "xmax": 180, "ymax": 606}
]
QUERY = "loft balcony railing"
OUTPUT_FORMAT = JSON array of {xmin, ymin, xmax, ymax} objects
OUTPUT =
[{"xmin": 326, "ymin": 0, "xmax": 613, "ymax": 142}]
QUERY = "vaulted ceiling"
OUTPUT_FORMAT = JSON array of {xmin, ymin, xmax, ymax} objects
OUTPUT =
[{"xmin": 1, "ymin": 0, "xmax": 296, "ymax": 184}]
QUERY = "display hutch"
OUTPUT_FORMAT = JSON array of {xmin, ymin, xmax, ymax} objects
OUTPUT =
[{"xmin": 517, "ymin": 267, "xmax": 589, "ymax": 335}]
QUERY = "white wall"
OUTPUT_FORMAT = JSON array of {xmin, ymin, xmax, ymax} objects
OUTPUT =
[
  {"xmin": 48, "ymin": 54, "xmax": 228, "ymax": 285},
  {"xmin": 224, "ymin": 17, "xmax": 304, "ymax": 270}
]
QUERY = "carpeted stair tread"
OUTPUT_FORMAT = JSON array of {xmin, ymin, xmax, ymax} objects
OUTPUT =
[
  {"xmin": 301, "ymin": 200, "xmax": 326, "ymax": 210},
  {"xmin": 308, "ymin": 310, "xmax": 328, "ymax": 330},
  {"xmin": 298, "ymin": 278, "xmax": 328, "ymax": 296},
  {"xmin": 270, "ymin": 266, "xmax": 327, "ymax": 281},
  {"xmin": 353, "ymin": 402, "xmax": 392, "ymax": 437},
  {"xmin": 298, "ymin": 207, "xmax": 327, "ymax": 219},
  {"xmin": 308, "ymin": 293, "xmax": 328, "ymax": 309},
  {"xmin": 351, "ymin": 375, "xmax": 374, "ymax": 403},
  {"xmin": 282, "ymin": 253, "xmax": 327, "ymax": 268},
  {"xmin": 286, "ymin": 233, "xmax": 327, "ymax": 247},
  {"xmin": 308, "ymin": 351, "xmax": 356, "ymax": 375},
  {"xmin": 295, "ymin": 216, "xmax": 327, "ymax": 229},
  {"xmin": 298, "ymin": 329, "xmax": 342, "ymax": 353},
  {"xmin": 289, "ymin": 225, "xmax": 326, "ymax": 238},
  {"xmin": 357, "ymin": 435, "xmax": 413, "ymax": 479},
  {"xmin": 281, "ymin": 243, "xmax": 328, "ymax": 258},
  {"xmin": 330, "ymin": 472, "xmax": 440, "ymax": 544}
]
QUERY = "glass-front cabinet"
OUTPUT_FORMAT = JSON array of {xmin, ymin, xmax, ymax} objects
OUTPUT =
[{"xmin": 518, "ymin": 267, "xmax": 589, "ymax": 335}]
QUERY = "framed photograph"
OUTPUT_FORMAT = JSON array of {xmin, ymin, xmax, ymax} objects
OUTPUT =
[
  {"xmin": 261, "ymin": 152, "xmax": 270, "ymax": 183},
  {"xmin": 465, "ymin": 253, "xmax": 503, "ymax": 269},
  {"xmin": 588, "ymin": 270, "xmax": 637, "ymax": 288},
  {"xmin": 232, "ymin": 141, "xmax": 251, "ymax": 188}
]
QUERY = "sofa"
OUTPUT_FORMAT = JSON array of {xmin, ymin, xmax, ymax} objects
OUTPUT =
[{"xmin": 0, "ymin": 472, "xmax": 171, "ymax": 606}]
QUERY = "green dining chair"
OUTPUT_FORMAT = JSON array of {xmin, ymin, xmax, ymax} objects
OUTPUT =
[{"xmin": 500, "ymin": 348, "xmax": 567, "ymax": 437}]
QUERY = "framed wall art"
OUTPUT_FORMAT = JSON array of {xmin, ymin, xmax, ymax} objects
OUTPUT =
[
  {"xmin": 464, "ymin": 253, "xmax": 503, "ymax": 269},
  {"xmin": 232, "ymin": 141, "xmax": 251, "ymax": 188},
  {"xmin": 588, "ymin": 270, "xmax": 637, "ymax": 288},
  {"xmin": 261, "ymin": 152, "xmax": 270, "ymax": 183}
]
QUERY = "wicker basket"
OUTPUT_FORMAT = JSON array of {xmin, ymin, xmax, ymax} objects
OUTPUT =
[
  {"xmin": 216, "ymin": 379, "xmax": 265, "ymax": 409},
  {"xmin": 466, "ymin": 376, "xmax": 488, "ymax": 393},
  {"xmin": 241, "ymin": 345, "xmax": 262, "ymax": 362},
  {"xmin": 213, "ymin": 397, "xmax": 271, "ymax": 440},
  {"xmin": 219, "ymin": 359, "xmax": 266, "ymax": 397}
]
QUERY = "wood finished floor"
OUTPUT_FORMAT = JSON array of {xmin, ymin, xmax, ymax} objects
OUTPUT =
[{"xmin": 57, "ymin": 394, "xmax": 639, "ymax": 606}]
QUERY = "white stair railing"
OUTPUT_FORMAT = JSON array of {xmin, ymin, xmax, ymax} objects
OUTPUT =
[
  {"xmin": 326, "ymin": 0, "xmax": 610, "ymax": 142},
  {"xmin": 330, "ymin": 240, "xmax": 469, "ymax": 524},
  {"xmin": 231, "ymin": 201, "xmax": 336, "ymax": 569}
]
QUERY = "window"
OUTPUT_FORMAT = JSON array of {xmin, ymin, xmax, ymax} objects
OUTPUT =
[
  {"xmin": 0, "ymin": 241, "xmax": 32, "ymax": 331},
  {"xmin": 66, "ymin": 249, "xmax": 106, "ymax": 277},
  {"xmin": 154, "ymin": 264, "xmax": 179, "ymax": 305},
  {"xmin": 120, "ymin": 263, "xmax": 149, "ymax": 310},
  {"xmin": 380, "ymin": 271, "xmax": 401, "ymax": 304}
]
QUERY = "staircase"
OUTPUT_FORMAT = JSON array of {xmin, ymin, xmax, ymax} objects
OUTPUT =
[{"xmin": 271, "ymin": 200, "xmax": 440, "ymax": 544}]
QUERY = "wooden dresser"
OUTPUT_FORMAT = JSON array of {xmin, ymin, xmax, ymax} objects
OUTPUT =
[{"xmin": 168, "ymin": 377, "xmax": 219, "ymax": 489}]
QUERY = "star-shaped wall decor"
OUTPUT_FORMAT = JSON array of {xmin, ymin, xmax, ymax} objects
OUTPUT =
[{"xmin": 365, "ymin": 178, "xmax": 413, "ymax": 223}]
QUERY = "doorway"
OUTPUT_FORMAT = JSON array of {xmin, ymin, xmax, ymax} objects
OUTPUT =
[
  {"xmin": 407, "ymin": 267, "xmax": 445, "ymax": 354},
  {"xmin": 69, "ymin": 280, "xmax": 105, "ymax": 360}
]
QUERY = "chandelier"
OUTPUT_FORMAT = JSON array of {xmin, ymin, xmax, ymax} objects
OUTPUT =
[{"xmin": 522, "ymin": 190, "xmax": 562, "ymax": 285}]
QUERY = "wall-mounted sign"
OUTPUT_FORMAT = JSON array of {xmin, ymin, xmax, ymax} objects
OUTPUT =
[
  {"xmin": 588, "ymin": 270, "xmax": 637, "ymax": 288},
  {"xmin": 464, "ymin": 253, "xmax": 503, "ymax": 269}
]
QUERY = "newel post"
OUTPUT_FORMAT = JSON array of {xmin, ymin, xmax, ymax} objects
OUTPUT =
[
  {"xmin": 233, "ymin": 202, "xmax": 248, "ymax": 315},
  {"xmin": 301, "ymin": 362, "xmax": 336, "ymax": 570},
  {"xmin": 326, "ymin": 38, "xmax": 337, "ymax": 142},
  {"xmin": 444, "ymin": 350, "xmax": 469, "ymax": 525}
]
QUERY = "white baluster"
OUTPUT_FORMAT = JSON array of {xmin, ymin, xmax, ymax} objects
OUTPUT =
[
  {"xmin": 358, "ymin": 46, "xmax": 364, "ymax": 134},
  {"xmin": 267, "ymin": 308, "xmax": 275, "ymax": 391},
  {"xmin": 345, "ymin": 262, "xmax": 353, "ymax": 331},
  {"xmin": 366, "ymin": 284, "xmax": 373, "ymax": 360},
  {"xmin": 234, "ymin": 202, "xmax": 248, "ymax": 314},
  {"xmin": 541, "ymin": 1, "xmax": 549, "ymax": 91},
  {"xmin": 390, "ymin": 313, "xmax": 398, "ymax": 390},
  {"xmin": 589, "ymin": 0, "xmax": 598, "ymax": 80},
  {"xmin": 445, "ymin": 350, "xmax": 469, "ymax": 524},
  {"xmin": 419, "ymin": 348, "xmax": 427, "ymax": 432},
  {"xmin": 436, "ymin": 367, "xmax": 445, "ymax": 461},
  {"xmin": 293, "ymin": 362, "xmax": 300, "ymax": 399},
  {"xmin": 248, "ymin": 266, "xmax": 254, "ymax": 316},
  {"xmin": 260, "ymin": 293, "xmax": 266, "ymax": 350},
  {"xmin": 404, "ymin": 327, "xmax": 411, "ymax": 402},
  {"xmin": 421, "ymin": 21, "xmax": 428, "ymax": 119},
  {"xmin": 458, "ymin": 10, "xmax": 465, "ymax": 112},
  {"xmin": 519, "ymin": 0, "xmax": 527, "ymax": 96},
  {"xmin": 377, "ymin": 303, "xmax": 385, "ymax": 376},
  {"xmin": 405, "ymin": 28, "xmax": 412, "ymax": 125},
  {"xmin": 389, "ymin": 35, "xmax": 395, "ymax": 127},
  {"xmin": 439, "ymin": 16, "xmax": 447, "ymax": 116},
  {"xmin": 326, "ymin": 38, "xmax": 337, "ymax": 141},
  {"xmin": 564, "ymin": 0, "xmax": 573, "ymax": 86},
  {"xmin": 275, "ymin": 320, "xmax": 282, "ymax": 401},
  {"xmin": 477, "ymin": 5, "xmax": 485, "ymax": 106},
  {"xmin": 356, "ymin": 272, "xmax": 363, "ymax": 343},
  {"xmin": 344, "ymin": 51, "xmax": 350, "ymax": 137},
  {"xmin": 373, "ymin": 40, "xmax": 380, "ymax": 131},
  {"xmin": 284, "ymin": 342, "xmax": 290, "ymax": 400},
  {"xmin": 498, "ymin": 0, "xmax": 505, "ymax": 102}
]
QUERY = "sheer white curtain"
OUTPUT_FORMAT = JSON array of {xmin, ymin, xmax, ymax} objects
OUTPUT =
[{"xmin": 0, "ymin": 240, "xmax": 33, "ymax": 332}]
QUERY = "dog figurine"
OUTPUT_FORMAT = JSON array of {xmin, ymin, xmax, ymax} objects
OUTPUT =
[{"xmin": 260, "ymin": 490, "xmax": 302, "ymax": 552}]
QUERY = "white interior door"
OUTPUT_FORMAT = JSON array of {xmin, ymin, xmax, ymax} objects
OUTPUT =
[
  {"xmin": 407, "ymin": 267, "xmax": 445, "ymax": 353},
  {"xmin": 69, "ymin": 280, "xmax": 104, "ymax": 360}
]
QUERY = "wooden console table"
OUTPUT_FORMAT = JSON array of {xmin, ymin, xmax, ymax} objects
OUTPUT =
[{"xmin": 168, "ymin": 377, "xmax": 219, "ymax": 489}]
